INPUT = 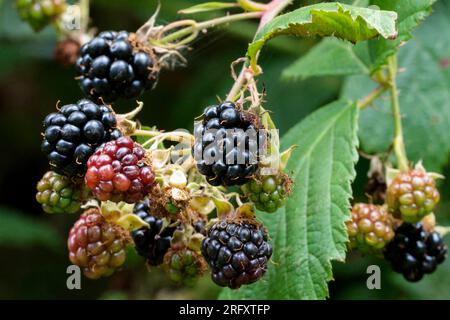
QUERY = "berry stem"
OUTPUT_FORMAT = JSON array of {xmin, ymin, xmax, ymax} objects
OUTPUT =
[
  {"xmin": 157, "ymin": 11, "xmax": 262, "ymax": 45},
  {"xmin": 226, "ymin": 0, "xmax": 292, "ymax": 101},
  {"xmin": 132, "ymin": 129, "xmax": 194, "ymax": 144},
  {"xmin": 357, "ymin": 85, "xmax": 387, "ymax": 109},
  {"xmin": 238, "ymin": 0, "xmax": 268, "ymax": 12},
  {"xmin": 80, "ymin": 0, "xmax": 90, "ymax": 33},
  {"xmin": 435, "ymin": 226, "xmax": 450, "ymax": 237},
  {"xmin": 387, "ymin": 54, "xmax": 409, "ymax": 171}
]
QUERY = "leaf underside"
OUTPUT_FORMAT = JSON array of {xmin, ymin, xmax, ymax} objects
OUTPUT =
[{"xmin": 247, "ymin": 2, "xmax": 398, "ymax": 69}]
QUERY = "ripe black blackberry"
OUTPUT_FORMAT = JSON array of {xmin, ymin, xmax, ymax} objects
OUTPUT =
[
  {"xmin": 193, "ymin": 101, "xmax": 263, "ymax": 187},
  {"xmin": 131, "ymin": 198, "xmax": 177, "ymax": 266},
  {"xmin": 384, "ymin": 222, "xmax": 447, "ymax": 282},
  {"xmin": 41, "ymin": 99, "xmax": 122, "ymax": 177},
  {"xmin": 201, "ymin": 220, "xmax": 272, "ymax": 289},
  {"xmin": 76, "ymin": 31, "xmax": 158, "ymax": 102}
]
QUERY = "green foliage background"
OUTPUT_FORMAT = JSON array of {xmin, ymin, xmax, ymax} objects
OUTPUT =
[{"xmin": 0, "ymin": 0, "xmax": 448, "ymax": 299}]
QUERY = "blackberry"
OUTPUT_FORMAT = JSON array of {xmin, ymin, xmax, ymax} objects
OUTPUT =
[
  {"xmin": 387, "ymin": 169, "xmax": 440, "ymax": 223},
  {"xmin": 41, "ymin": 99, "xmax": 122, "ymax": 177},
  {"xmin": 242, "ymin": 175, "xmax": 289, "ymax": 213},
  {"xmin": 193, "ymin": 220, "xmax": 207, "ymax": 235},
  {"xmin": 85, "ymin": 137, "xmax": 155, "ymax": 203},
  {"xmin": 346, "ymin": 203, "xmax": 394, "ymax": 253},
  {"xmin": 76, "ymin": 31, "xmax": 158, "ymax": 102},
  {"xmin": 201, "ymin": 220, "xmax": 272, "ymax": 289},
  {"xmin": 131, "ymin": 198, "xmax": 177, "ymax": 266},
  {"xmin": 384, "ymin": 222, "xmax": 447, "ymax": 282},
  {"xmin": 36, "ymin": 171, "xmax": 87, "ymax": 214},
  {"xmin": 193, "ymin": 101, "xmax": 263, "ymax": 187},
  {"xmin": 16, "ymin": 0, "xmax": 66, "ymax": 32},
  {"xmin": 164, "ymin": 248, "xmax": 207, "ymax": 286},
  {"xmin": 68, "ymin": 208, "xmax": 129, "ymax": 279}
]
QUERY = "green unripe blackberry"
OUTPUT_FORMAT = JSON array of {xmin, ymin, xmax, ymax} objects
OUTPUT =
[
  {"xmin": 242, "ymin": 175, "xmax": 290, "ymax": 213},
  {"xmin": 387, "ymin": 169, "xmax": 440, "ymax": 223},
  {"xmin": 346, "ymin": 203, "xmax": 395, "ymax": 253},
  {"xmin": 36, "ymin": 171, "xmax": 87, "ymax": 214},
  {"xmin": 164, "ymin": 248, "xmax": 207, "ymax": 286},
  {"xmin": 16, "ymin": 0, "xmax": 66, "ymax": 32}
]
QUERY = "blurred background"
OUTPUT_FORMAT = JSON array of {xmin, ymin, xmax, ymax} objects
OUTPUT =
[{"xmin": 0, "ymin": 0, "xmax": 448, "ymax": 299}]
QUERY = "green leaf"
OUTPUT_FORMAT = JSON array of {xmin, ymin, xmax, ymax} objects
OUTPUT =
[
  {"xmin": 368, "ymin": 0, "xmax": 437, "ymax": 71},
  {"xmin": 221, "ymin": 100, "xmax": 359, "ymax": 299},
  {"xmin": 0, "ymin": 206, "xmax": 62, "ymax": 251},
  {"xmin": 247, "ymin": 2, "xmax": 398, "ymax": 70},
  {"xmin": 178, "ymin": 2, "xmax": 237, "ymax": 14},
  {"xmin": 342, "ymin": 1, "xmax": 450, "ymax": 172},
  {"xmin": 282, "ymin": 37, "xmax": 370, "ymax": 81}
]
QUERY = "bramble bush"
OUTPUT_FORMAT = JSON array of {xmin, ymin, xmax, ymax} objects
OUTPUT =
[{"xmin": 15, "ymin": 0, "xmax": 450, "ymax": 299}]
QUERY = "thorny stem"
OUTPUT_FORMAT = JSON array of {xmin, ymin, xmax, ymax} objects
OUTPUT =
[
  {"xmin": 388, "ymin": 54, "xmax": 409, "ymax": 171},
  {"xmin": 79, "ymin": 0, "xmax": 90, "ymax": 33},
  {"xmin": 226, "ymin": 0, "xmax": 292, "ymax": 101},
  {"xmin": 158, "ymin": 11, "xmax": 262, "ymax": 45},
  {"xmin": 238, "ymin": 0, "xmax": 268, "ymax": 11},
  {"xmin": 357, "ymin": 85, "xmax": 388, "ymax": 109}
]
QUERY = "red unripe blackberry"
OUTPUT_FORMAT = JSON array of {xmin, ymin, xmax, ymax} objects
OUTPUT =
[
  {"xmin": 68, "ymin": 208, "xmax": 129, "ymax": 279},
  {"xmin": 193, "ymin": 102, "xmax": 264, "ymax": 187},
  {"xmin": 131, "ymin": 198, "xmax": 177, "ymax": 266},
  {"xmin": 346, "ymin": 203, "xmax": 394, "ymax": 253},
  {"xmin": 76, "ymin": 31, "xmax": 158, "ymax": 102},
  {"xmin": 85, "ymin": 137, "xmax": 156, "ymax": 203},
  {"xmin": 384, "ymin": 222, "xmax": 447, "ymax": 282},
  {"xmin": 36, "ymin": 171, "xmax": 87, "ymax": 214},
  {"xmin": 16, "ymin": 0, "xmax": 66, "ymax": 32},
  {"xmin": 387, "ymin": 169, "xmax": 440, "ymax": 223},
  {"xmin": 201, "ymin": 220, "xmax": 272, "ymax": 289},
  {"xmin": 41, "ymin": 99, "xmax": 122, "ymax": 177}
]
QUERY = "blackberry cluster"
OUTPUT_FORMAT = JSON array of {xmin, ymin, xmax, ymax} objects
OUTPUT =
[
  {"xmin": 346, "ymin": 203, "xmax": 394, "ymax": 253},
  {"xmin": 68, "ymin": 209, "xmax": 129, "ymax": 279},
  {"xmin": 36, "ymin": 171, "xmax": 86, "ymax": 214},
  {"xmin": 41, "ymin": 99, "xmax": 122, "ymax": 177},
  {"xmin": 384, "ymin": 223, "xmax": 447, "ymax": 282},
  {"xmin": 85, "ymin": 137, "xmax": 156, "ymax": 203},
  {"xmin": 242, "ymin": 175, "xmax": 288, "ymax": 213},
  {"xmin": 76, "ymin": 31, "xmax": 158, "ymax": 102},
  {"xmin": 202, "ymin": 220, "xmax": 272, "ymax": 289},
  {"xmin": 387, "ymin": 169, "xmax": 440, "ymax": 223},
  {"xmin": 131, "ymin": 198, "xmax": 177, "ymax": 266},
  {"xmin": 164, "ymin": 248, "xmax": 207, "ymax": 286},
  {"xmin": 16, "ymin": 0, "xmax": 66, "ymax": 32},
  {"xmin": 194, "ymin": 102, "xmax": 262, "ymax": 187}
]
